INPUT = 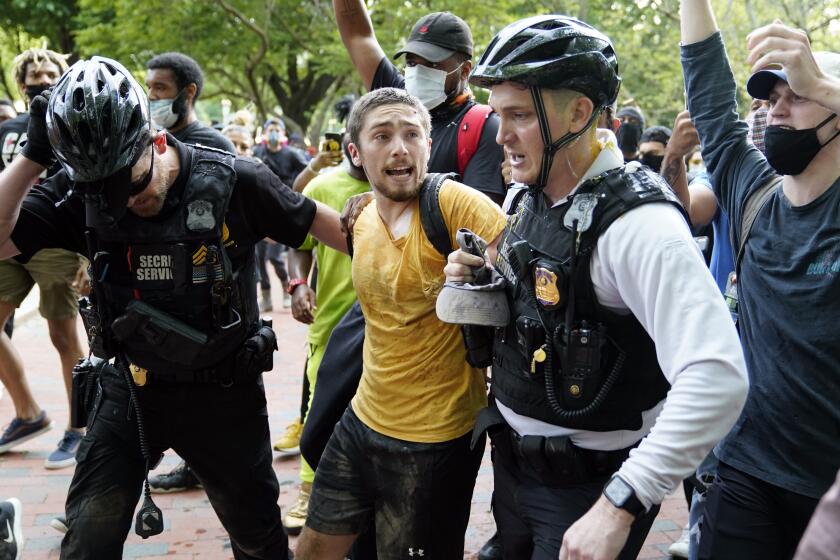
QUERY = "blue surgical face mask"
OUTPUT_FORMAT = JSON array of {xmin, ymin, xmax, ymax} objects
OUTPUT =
[
  {"xmin": 150, "ymin": 89, "xmax": 186, "ymax": 130},
  {"xmin": 267, "ymin": 131, "xmax": 281, "ymax": 146}
]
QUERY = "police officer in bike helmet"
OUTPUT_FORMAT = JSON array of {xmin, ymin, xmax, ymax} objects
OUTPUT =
[
  {"xmin": 443, "ymin": 16, "xmax": 748, "ymax": 559},
  {"xmin": 0, "ymin": 55, "xmax": 346, "ymax": 559}
]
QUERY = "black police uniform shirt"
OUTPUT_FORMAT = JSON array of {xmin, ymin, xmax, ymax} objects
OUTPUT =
[
  {"xmin": 10, "ymin": 136, "xmax": 316, "ymax": 272},
  {"xmin": 252, "ymin": 143, "xmax": 308, "ymax": 187},
  {"xmin": 372, "ymin": 57, "xmax": 506, "ymax": 200},
  {"xmin": 172, "ymin": 120, "xmax": 236, "ymax": 154}
]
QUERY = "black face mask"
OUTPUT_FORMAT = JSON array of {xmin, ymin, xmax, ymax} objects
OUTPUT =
[
  {"xmin": 640, "ymin": 153, "xmax": 664, "ymax": 173},
  {"xmin": 617, "ymin": 122, "xmax": 642, "ymax": 154},
  {"xmin": 25, "ymin": 84, "xmax": 50, "ymax": 102},
  {"xmin": 763, "ymin": 114, "xmax": 840, "ymax": 176}
]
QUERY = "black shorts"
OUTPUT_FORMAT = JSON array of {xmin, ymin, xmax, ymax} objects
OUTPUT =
[{"xmin": 306, "ymin": 407, "xmax": 485, "ymax": 559}]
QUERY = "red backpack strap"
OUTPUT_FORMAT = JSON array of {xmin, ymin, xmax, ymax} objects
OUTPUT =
[{"xmin": 457, "ymin": 104, "xmax": 493, "ymax": 176}]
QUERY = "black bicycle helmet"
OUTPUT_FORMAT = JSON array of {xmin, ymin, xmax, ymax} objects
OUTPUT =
[
  {"xmin": 470, "ymin": 16, "xmax": 620, "ymax": 190},
  {"xmin": 47, "ymin": 56, "xmax": 150, "ymax": 182},
  {"xmin": 470, "ymin": 15, "xmax": 620, "ymax": 109}
]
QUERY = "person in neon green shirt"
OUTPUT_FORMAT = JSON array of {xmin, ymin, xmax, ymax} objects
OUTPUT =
[{"xmin": 280, "ymin": 134, "xmax": 369, "ymax": 535}]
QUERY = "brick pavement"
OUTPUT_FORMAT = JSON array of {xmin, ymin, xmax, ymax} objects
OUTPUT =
[{"xmin": 0, "ymin": 282, "xmax": 686, "ymax": 559}]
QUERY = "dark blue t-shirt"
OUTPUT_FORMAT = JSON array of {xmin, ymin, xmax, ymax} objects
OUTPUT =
[{"xmin": 683, "ymin": 33, "xmax": 840, "ymax": 499}]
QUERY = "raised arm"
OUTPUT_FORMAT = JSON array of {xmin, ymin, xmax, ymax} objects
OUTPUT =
[
  {"xmin": 679, "ymin": 0, "xmax": 718, "ymax": 45},
  {"xmin": 333, "ymin": 0, "xmax": 387, "ymax": 90},
  {"xmin": 679, "ymin": 0, "xmax": 775, "ymax": 222},
  {"xmin": 660, "ymin": 111, "xmax": 717, "ymax": 227}
]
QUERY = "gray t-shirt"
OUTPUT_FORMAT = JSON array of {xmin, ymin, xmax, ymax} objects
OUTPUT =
[{"xmin": 683, "ymin": 32, "xmax": 840, "ymax": 499}]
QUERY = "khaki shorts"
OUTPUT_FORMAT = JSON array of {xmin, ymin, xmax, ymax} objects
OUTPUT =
[{"xmin": 0, "ymin": 249, "xmax": 83, "ymax": 321}]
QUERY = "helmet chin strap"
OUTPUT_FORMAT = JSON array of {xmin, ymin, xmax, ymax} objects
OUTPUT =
[{"xmin": 529, "ymin": 86, "xmax": 601, "ymax": 192}]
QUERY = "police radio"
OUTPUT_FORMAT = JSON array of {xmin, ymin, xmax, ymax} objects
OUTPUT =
[{"xmin": 556, "ymin": 321, "xmax": 606, "ymax": 407}]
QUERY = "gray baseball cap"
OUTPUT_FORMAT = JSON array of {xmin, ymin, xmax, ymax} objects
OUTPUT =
[
  {"xmin": 394, "ymin": 12, "xmax": 473, "ymax": 63},
  {"xmin": 436, "ymin": 271, "xmax": 509, "ymax": 327}
]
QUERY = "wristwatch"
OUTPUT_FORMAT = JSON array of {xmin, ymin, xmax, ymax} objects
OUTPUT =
[
  {"xmin": 287, "ymin": 278, "xmax": 308, "ymax": 294},
  {"xmin": 603, "ymin": 475, "xmax": 646, "ymax": 517}
]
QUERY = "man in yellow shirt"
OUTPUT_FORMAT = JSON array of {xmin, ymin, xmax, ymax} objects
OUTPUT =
[{"xmin": 295, "ymin": 87, "xmax": 506, "ymax": 559}]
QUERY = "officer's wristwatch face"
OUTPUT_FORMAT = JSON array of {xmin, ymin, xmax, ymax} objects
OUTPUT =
[{"xmin": 605, "ymin": 476, "xmax": 633, "ymax": 505}]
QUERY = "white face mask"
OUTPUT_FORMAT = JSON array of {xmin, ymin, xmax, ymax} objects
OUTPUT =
[
  {"xmin": 404, "ymin": 63, "xmax": 463, "ymax": 110},
  {"xmin": 150, "ymin": 98, "xmax": 179, "ymax": 129}
]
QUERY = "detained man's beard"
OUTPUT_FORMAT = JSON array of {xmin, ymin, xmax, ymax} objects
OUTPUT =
[{"xmin": 377, "ymin": 179, "xmax": 423, "ymax": 202}]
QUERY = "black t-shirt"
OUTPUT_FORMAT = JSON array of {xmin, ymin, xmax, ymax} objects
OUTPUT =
[
  {"xmin": 0, "ymin": 113, "xmax": 62, "ymax": 178},
  {"xmin": 252, "ymin": 144, "xmax": 308, "ymax": 187},
  {"xmin": 371, "ymin": 57, "xmax": 505, "ymax": 198},
  {"xmin": 11, "ymin": 137, "xmax": 316, "ymax": 263},
  {"xmin": 172, "ymin": 121, "xmax": 236, "ymax": 154},
  {"xmin": 0, "ymin": 114, "xmax": 29, "ymax": 171}
]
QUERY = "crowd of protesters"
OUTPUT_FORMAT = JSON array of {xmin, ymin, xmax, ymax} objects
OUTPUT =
[{"xmin": 0, "ymin": 0, "xmax": 839, "ymax": 559}]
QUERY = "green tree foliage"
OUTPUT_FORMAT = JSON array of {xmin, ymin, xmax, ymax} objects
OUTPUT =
[{"xmin": 0, "ymin": 0, "xmax": 79, "ymax": 55}]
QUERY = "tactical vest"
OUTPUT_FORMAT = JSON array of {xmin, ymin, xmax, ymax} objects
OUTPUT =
[
  {"xmin": 88, "ymin": 145, "xmax": 258, "ymax": 375},
  {"xmin": 492, "ymin": 165, "xmax": 686, "ymax": 431}
]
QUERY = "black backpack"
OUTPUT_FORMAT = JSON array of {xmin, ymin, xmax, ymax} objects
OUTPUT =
[{"xmin": 346, "ymin": 172, "xmax": 458, "ymax": 257}]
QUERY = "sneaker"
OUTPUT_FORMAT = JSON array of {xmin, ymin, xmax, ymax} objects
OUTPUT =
[
  {"xmin": 49, "ymin": 515, "xmax": 68, "ymax": 534},
  {"xmin": 282, "ymin": 293, "xmax": 292, "ymax": 309},
  {"xmin": 272, "ymin": 419, "xmax": 302, "ymax": 455},
  {"xmin": 282, "ymin": 482, "xmax": 311, "ymax": 536},
  {"xmin": 149, "ymin": 461, "xmax": 202, "ymax": 494},
  {"xmin": 0, "ymin": 498, "xmax": 23, "ymax": 560},
  {"xmin": 0, "ymin": 411, "xmax": 53, "ymax": 454},
  {"xmin": 667, "ymin": 523, "xmax": 690, "ymax": 558},
  {"xmin": 478, "ymin": 531, "xmax": 502, "ymax": 560},
  {"xmin": 44, "ymin": 430, "xmax": 83, "ymax": 469}
]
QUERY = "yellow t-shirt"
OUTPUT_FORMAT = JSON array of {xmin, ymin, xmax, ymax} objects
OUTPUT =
[{"xmin": 350, "ymin": 180, "xmax": 507, "ymax": 443}]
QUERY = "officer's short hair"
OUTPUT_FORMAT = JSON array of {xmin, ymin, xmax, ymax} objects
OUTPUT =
[
  {"xmin": 13, "ymin": 49, "xmax": 68, "ymax": 88},
  {"xmin": 146, "ymin": 52, "xmax": 205, "ymax": 101},
  {"xmin": 347, "ymin": 87, "xmax": 431, "ymax": 148}
]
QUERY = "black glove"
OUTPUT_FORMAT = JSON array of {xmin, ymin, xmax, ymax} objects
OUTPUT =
[{"xmin": 20, "ymin": 89, "xmax": 56, "ymax": 169}]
